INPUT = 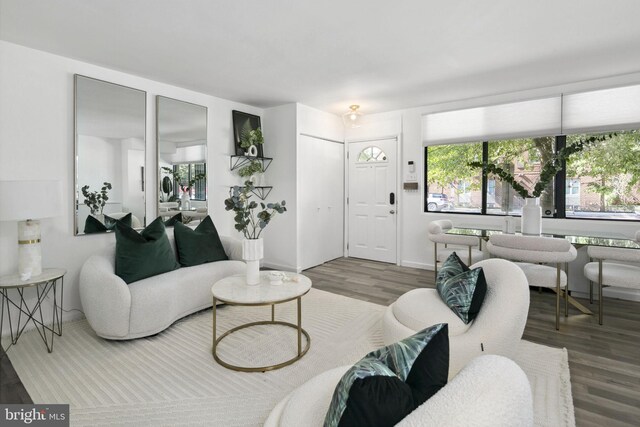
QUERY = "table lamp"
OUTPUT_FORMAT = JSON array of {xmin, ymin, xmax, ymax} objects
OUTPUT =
[{"xmin": 0, "ymin": 180, "xmax": 62, "ymax": 280}]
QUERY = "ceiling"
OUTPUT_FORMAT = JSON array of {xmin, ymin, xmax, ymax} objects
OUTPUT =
[{"xmin": 2, "ymin": 0, "xmax": 640, "ymax": 115}]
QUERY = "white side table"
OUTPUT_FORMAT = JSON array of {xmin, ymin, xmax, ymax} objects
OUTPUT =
[
  {"xmin": 211, "ymin": 271, "xmax": 312, "ymax": 372},
  {"xmin": 0, "ymin": 268, "xmax": 66, "ymax": 353}
]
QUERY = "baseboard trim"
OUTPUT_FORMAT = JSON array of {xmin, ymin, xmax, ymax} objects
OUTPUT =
[
  {"xmin": 400, "ymin": 260, "xmax": 433, "ymax": 270},
  {"xmin": 573, "ymin": 288, "xmax": 640, "ymax": 302},
  {"xmin": 262, "ymin": 261, "xmax": 300, "ymax": 273}
]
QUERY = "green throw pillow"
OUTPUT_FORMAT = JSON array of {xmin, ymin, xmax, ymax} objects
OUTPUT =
[
  {"xmin": 115, "ymin": 217, "xmax": 180, "ymax": 284},
  {"xmin": 84, "ymin": 213, "xmax": 132, "ymax": 234},
  {"xmin": 164, "ymin": 213, "xmax": 182, "ymax": 227},
  {"xmin": 174, "ymin": 216, "xmax": 228, "ymax": 267},
  {"xmin": 436, "ymin": 252, "xmax": 487, "ymax": 324}
]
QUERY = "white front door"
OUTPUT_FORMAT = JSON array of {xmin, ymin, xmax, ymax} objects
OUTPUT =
[{"xmin": 348, "ymin": 138, "xmax": 397, "ymax": 263}]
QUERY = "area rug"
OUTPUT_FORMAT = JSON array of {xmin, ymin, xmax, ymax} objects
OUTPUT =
[{"xmin": 7, "ymin": 288, "xmax": 574, "ymax": 426}]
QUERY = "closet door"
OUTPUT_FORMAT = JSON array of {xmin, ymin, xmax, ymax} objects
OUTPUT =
[{"xmin": 299, "ymin": 135, "xmax": 344, "ymax": 270}]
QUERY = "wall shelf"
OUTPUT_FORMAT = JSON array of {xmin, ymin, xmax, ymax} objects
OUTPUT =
[
  {"xmin": 229, "ymin": 185, "xmax": 273, "ymax": 200},
  {"xmin": 230, "ymin": 155, "xmax": 273, "ymax": 172}
]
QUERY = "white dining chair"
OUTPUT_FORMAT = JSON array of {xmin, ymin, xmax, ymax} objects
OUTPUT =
[
  {"xmin": 427, "ymin": 220, "xmax": 484, "ymax": 280},
  {"xmin": 487, "ymin": 234, "xmax": 577, "ymax": 330},
  {"xmin": 583, "ymin": 230, "xmax": 640, "ymax": 325}
]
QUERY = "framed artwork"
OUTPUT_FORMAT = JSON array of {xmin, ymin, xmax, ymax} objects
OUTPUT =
[{"xmin": 232, "ymin": 110, "xmax": 263, "ymax": 157}]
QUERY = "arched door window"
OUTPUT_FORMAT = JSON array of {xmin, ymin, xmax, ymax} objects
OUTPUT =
[{"xmin": 357, "ymin": 146, "xmax": 387, "ymax": 162}]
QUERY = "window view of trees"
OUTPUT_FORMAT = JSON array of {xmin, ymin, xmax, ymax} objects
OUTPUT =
[
  {"xmin": 173, "ymin": 163, "xmax": 207, "ymax": 200},
  {"xmin": 565, "ymin": 130, "xmax": 640, "ymax": 219},
  {"xmin": 425, "ymin": 130, "xmax": 640, "ymax": 220},
  {"xmin": 426, "ymin": 142, "xmax": 482, "ymax": 212},
  {"xmin": 486, "ymin": 136, "xmax": 554, "ymax": 216}
]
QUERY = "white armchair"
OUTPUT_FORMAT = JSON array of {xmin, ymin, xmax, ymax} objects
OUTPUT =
[
  {"xmin": 264, "ymin": 355, "xmax": 533, "ymax": 427},
  {"xmin": 382, "ymin": 259, "xmax": 529, "ymax": 378},
  {"xmin": 584, "ymin": 230, "xmax": 640, "ymax": 325},
  {"xmin": 428, "ymin": 220, "xmax": 483, "ymax": 281},
  {"xmin": 487, "ymin": 234, "xmax": 577, "ymax": 330}
]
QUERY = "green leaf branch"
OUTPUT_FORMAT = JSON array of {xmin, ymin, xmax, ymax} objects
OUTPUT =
[
  {"xmin": 224, "ymin": 181, "xmax": 286, "ymax": 239},
  {"xmin": 468, "ymin": 133, "xmax": 615, "ymax": 199},
  {"xmin": 82, "ymin": 182, "xmax": 112, "ymax": 215}
]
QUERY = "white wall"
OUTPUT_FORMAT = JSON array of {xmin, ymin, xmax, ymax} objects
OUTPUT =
[
  {"xmin": 260, "ymin": 103, "xmax": 344, "ymax": 271},
  {"xmin": 261, "ymin": 103, "xmax": 298, "ymax": 271},
  {"xmin": 0, "ymin": 40, "xmax": 263, "ymax": 334},
  {"xmin": 347, "ymin": 73, "xmax": 640, "ymax": 302}
]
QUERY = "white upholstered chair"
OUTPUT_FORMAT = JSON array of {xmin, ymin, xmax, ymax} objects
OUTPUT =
[
  {"xmin": 584, "ymin": 230, "xmax": 640, "ymax": 325},
  {"xmin": 487, "ymin": 234, "xmax": 577, "ymax": 330},
  {"xmin": 264, "ymin": 355, "xmax": 533, "ymax": 427},
  {"xmin": 382, "ymin": 259, "xmax": 529, "ymax": 378},
  {"xmin": 428, "ymin": 220, "xmax": 483, "ymax": 281}
]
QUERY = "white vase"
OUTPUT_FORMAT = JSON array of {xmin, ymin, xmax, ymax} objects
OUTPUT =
[
  {"xmin": 242, "ymin": 238, "xmax": 264, "ymax": 285},
  {"xmin": 181, "ymin": 191, "xmax": 190, "ymax": 209},
  {"xmin": 521, "ymin": 198, "xmax": 542, "ymax": 236}
]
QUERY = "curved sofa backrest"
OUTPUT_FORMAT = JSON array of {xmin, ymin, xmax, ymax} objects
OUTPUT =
[
  {"xmin": 488, "ymin": 234, "xmax": 576, "ymax": 263},
  {"xmin": 470, "ymin": 258, "xmax": 529, "ymax": 327},
  {"xmin": 428, "ymin": 220, "xmax": 478, "ymax": 247}
]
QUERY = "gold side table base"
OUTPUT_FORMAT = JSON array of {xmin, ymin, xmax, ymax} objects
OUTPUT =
[{"xmin": 212, "ymin": 320, "xmax": 310, "ymax": 372}]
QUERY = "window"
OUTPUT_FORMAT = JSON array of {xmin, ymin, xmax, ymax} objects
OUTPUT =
[
  {"xmin": 486, "ymin": 136, "xmax": 555, "ymax": 216},
  {"xmin": 424, "ymin": 131, "xmax": 640, "ymax": 220},
  {"xmin": 358, "ymin": 146, "xmax": 387, "ymax": 162},
  {"xmin": 173, "ymin": 163, "xmax": 207, "ymax": 200},
  {"xmin": 425, "ymin": 142, "xmax": 482, "ymax": 213},
  {"xmin": 565, "ymin": 130, "xmax": 640, "ymax": 220}
]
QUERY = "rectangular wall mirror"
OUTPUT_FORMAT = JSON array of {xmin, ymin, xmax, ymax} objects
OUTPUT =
[
  {"xmin": 74, "ymin": 75, "xmax": 147, "ymax": 235},
  {"xmin": 156, "ymin": 96, "xmax": 208, "ymax": 225}
]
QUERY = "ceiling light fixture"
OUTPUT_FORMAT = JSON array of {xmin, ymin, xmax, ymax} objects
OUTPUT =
[{"xmin": 342, "ymin": 104, "xmax": 362, "ymax": 128}]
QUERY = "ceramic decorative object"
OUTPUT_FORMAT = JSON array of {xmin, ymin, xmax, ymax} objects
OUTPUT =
[
  {"xmin": 246, "ymin": 144, "xmax": 258, "ymax": 157},
  {"xmin": 242, "ymin": 238, "xmax": 264, "ymax": 285},
  {"xmin": 521, "ymin": 198, "xmax": 542, "ymax": 235},
  {"xmin": 268, "ymin": 271, "xmax": 287, "ymax": 286}
]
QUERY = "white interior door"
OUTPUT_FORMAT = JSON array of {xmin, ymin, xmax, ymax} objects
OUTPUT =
[
  {"xmin": 299, "ymin": 135, "xmax": 344, "ymax": 270},
  {"xmin": 348, "ymin": 138, "xmax": 397, "ymax": 263}
]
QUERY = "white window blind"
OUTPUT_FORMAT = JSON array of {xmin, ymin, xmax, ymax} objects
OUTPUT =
[
  {"xmin": 422, "ymin": 97, "xmax": 562, "ymax": 145},
  {"xmin": 562, "ymin": 84, "xmax": 640, "ymax": 133}
]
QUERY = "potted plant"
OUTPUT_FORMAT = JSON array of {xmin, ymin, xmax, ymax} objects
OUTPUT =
[
  {"xmin": 237, "ymin": 160, "xmax": 265, "ymax": 185},
  {"xmin": 81, "ymin": 182, "xmax": 112, "ymax": 221},
  {"xmin": 224, "ymin": 181, "xmax": 286, "ymax": 284},
  {"xmin": 240, "ymin": 122, "xmax": 264, "ymax": 157},
  {"xmin": 468, "ymin": 133, "xmax": 614, "ymax": 234}
]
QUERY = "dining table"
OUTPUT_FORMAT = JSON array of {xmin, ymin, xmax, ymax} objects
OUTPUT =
[{"xmin": 445, "ymin": 226, "xmax": 640, "ymax": 315}]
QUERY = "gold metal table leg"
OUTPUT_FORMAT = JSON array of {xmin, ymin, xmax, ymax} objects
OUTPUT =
[
  {"xmin": 212, "ymin": 297, "xmax": 217, "ymax": 355},
  {"xmin": 297, "ymin": 297, "xmax": 302, "ymax": 356}
]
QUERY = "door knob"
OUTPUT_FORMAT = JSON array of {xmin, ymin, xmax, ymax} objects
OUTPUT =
[{"xmin": 390, "ymin": 210, "xmax": 396, "ymax": 214}]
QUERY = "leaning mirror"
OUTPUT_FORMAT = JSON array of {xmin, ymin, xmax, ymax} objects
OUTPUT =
[
  {"xmin": 156, "ymin": 96, "xmax": 208, "ymax": 226},
  {"xmin": 74, "ymin": 75, "xmax": 147, "ymax": 235}
]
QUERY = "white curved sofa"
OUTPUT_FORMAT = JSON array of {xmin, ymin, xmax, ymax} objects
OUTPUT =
[
  {"xmin": 264, "ymin": 355, "xmax": 533, "ymax": 427},
  {"xmin": 79, "ymin": 234, "xmax": 245, "ymax": 340},
  {"xmin": 382, "ymin": 259, "xmax": 530, "ymax": 378}
]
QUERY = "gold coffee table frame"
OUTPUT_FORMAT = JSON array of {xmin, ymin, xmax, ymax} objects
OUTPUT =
[{"xmin": 212, "ymin": 291, "xmax": 311, "ymax": 372}]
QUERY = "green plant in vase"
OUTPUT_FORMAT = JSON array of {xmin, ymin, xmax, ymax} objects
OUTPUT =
[
  {"xmin": 224, "ymin": 181, "xmax": 286, "ymax": 239},
  {"xmin": 237, "ymin": 159, "xmax": 264, "ymax": 182},
  {"xmin": 81, "ymin": 182, "xmax": 112, "ymax": 216},
  {"xmin": 240, "ymin": 122, "xmax": 264, "ymax": 156}
]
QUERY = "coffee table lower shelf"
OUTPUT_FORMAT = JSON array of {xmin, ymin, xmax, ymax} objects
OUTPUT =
[
  {"xmin": 212, "ymin": 319, "xmax": 310, "ymax": 372},
  {"xmin": 211, "ymin": 296, "xmax": 311, "ymax": 373}
]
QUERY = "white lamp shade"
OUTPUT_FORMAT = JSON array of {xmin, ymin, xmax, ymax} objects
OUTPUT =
[{"xmin": 0, "ymin": 180, "xmax": 63, "ymax": 221}]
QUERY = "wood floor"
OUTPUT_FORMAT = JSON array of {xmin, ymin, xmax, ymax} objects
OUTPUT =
[
  {"xmin": 2, "ymin": 257, "xmax": 639, "ymax": 426},
  {"xmin": 305, "ymin": 257, "xmax": 640, "ymax": 427}
]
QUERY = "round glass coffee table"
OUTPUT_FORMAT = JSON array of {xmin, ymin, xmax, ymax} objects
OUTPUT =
[{"xmin": 211, "ymin": 271, "xmax": 312, "ymax": 372}]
